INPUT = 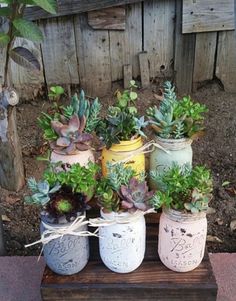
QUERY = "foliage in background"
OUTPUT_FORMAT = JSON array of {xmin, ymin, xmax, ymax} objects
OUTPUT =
[
  {"xmin": 147, "ymin": 81, "xmax": 208, "ymax": 139},
  {"xmin": 150, "ymin": 164, "xmax": 213, "ymax": 213},
  {"xmin": 38, "ymin": 90, "xmax": 101, "ymax": 154},
  {"xmin": 0, "ymin": 0, "xmax": 57, "ymax": 87},
  {"xmin": 97, "ymin": 81, "xmax": 148, "ymax": 149},
  {"xmin": 96, "ymin": 163, "xmax": 155, "ymax": 213}
]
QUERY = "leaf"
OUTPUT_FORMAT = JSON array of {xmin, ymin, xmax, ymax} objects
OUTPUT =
[
  {"xmin": 50, "ymin": 85, "xmax": 64, "ymax": 95},
  {"xmin": 130, "ymin": 80, "xmax": 136, "ymax": 86},
  {"xmin": 32, "ymin": 0, "xmax": 57, "ymax": 14},
  {"xmin": 1, "ymin": 214, "xmax": 10, "ymax": 222},
  {"xmin": 222, "ymin": 181, "xmax": 230, "ymax": 187},
  {"xmin": 0, "ymin": 7, "xmax": 10, "ymax": 16},
  {"xmin": 9, "ymin": 47, "xmax": 41, "ymax": 70},
  {"xmin": 0, "ymin": 32, "xmax": 10, "ymax": 47},
  {"xmin": 13, "ymin": 18, "xmax": 43, "ymax": 42},
  {"xmin": 130, "ymin": 91, "xmax": 138, "ymax": 101}
]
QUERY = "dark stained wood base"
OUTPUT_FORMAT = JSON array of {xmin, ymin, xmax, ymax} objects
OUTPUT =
[{"xmin": 41, "ymin": 221, "xmax": 218, "ymax": 301}]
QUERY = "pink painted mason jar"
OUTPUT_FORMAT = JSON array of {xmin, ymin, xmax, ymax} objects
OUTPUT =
[{"xmin": 158, "ymin": 207, "xmax": 207, "ymax": 272}]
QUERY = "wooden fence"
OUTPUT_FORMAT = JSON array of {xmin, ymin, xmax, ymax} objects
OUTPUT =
[{"xmin": 0, "ymin": 0, "xmax": 236, "ymax": 99}]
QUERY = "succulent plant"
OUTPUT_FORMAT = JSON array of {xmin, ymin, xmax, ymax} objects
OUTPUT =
[
  {"xmin": 25, "ymin": 178, "xmax": 61, "ymax": 206},
  {"xmin": 119, "ymin": 177, "xmax": 154, "ymax": 211},
  {"xmin": 147, "ymin": 81, "xmax": 207, "ymax": 139},
  {"xmin": 50, "ymin": 114, "xmax": 92, "ymax": 154}
]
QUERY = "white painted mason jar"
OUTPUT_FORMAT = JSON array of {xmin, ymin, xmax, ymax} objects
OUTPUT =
[
  {"xmin": 150, "ymin": 137, "xmax": 193, "ymax": 189},
  {"xmin": 99, "ymin": 210, "xmax": 146, "ymax": 273},
  {"xmin": 41, "ymin": 213, "xmax": 89, "ymax": 275},
  {"xmin": 158, "ymin": 207, "xmax": 207, "ymax": 272},
  {"xmin": 50, "ymin": 149, "xmax": 95, "ymax": 167}
]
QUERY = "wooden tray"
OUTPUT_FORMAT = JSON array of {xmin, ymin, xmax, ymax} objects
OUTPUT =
[{"xmin": 41, "ymin": 219, "xmax": 217, "ymax": 301}]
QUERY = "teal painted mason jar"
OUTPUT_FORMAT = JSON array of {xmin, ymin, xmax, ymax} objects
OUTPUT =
[{"xmin": 149, "ymin": 137, "xmax": 193, "ymax": 189}]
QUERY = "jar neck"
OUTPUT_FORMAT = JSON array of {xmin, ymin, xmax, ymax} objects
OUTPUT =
[
  {"xmin": 155, "ymin": 136, "xmax": 192, "ymax": 151},
  {"xmin": 163, "ymin": 207, "xmax": 206, "ymax": 222},
  {"xmin": 109, "ymin": 137, "xmax": 143, "ymax": 152}
]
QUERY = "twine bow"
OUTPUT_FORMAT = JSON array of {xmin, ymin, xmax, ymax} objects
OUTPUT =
[
  {"xmin": 110, "ymin": 140, "xmax": 170, "ymax": 165},
  {"xmin": 25, "ymin": 215, "xmax": 98, "ymax": 248},
  {"xmin": 89, "ymin": 208, "xmax": 156, "ymax": 227}
]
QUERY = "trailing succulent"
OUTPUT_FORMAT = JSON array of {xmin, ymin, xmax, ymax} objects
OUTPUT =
[
  {"xmin": 150, "ymin": 164, "xmax": 213, "ymax": 213},
  {"xmin": 38, "ymin": 90, "xmax": 101, "ymax": 154},
  {"xmin": 25, "ymin": 162, "xmax": 100, "ymax": 222},
  {"xmin": 96, "ymin": 81, "xmax": 148, "ymax": 149},
  {"xmin": 147, "ymin": 81, "xmax": 208, "ymax": 139},
  {"xmin": 96, "ymin": 163, "xmax": 155, "ymax": 213}
]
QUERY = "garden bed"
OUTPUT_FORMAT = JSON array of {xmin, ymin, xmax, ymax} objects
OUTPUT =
[{"xmin": 0, "ymin": 80, "xmax": 235, "ymax": 255}]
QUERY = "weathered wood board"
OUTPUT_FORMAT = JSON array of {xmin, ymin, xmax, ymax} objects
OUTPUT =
[
  {"xmin": 0, "ymin": 107, "xmax": 25, "ymax": 191},
  {"xmin": 183, "ymin": 0, "xmax": 235, "ymax": 34},
  {"xmin": 41, "ymin": 221, "xmax": 218, "ymax": 301},
  {"xmin": 123, "ymin": 64, "xmax": 132, "ymax": 88},
  {"xmin": 193, "ymin": 32, "xmax": 217, "ymax": 84},
  {"xmin": 139, "ymin": 52, "xmax": 150, "ymax": 88},
  {"xmin": 88, "ymin": 6, "xmax": 126, "ymax": 30},
  {"xmin": 174, "ymin": 1, "xmax": 195, "ymax": 94},
  {"xmin": 24, "ymin": 0, "xmax": 143, "ymax": 21},
  {"xmin": 109, "ymin": 3, "xmax": 142, "ymax": 81},
  {"xmin": 216, "ymin": 30, "xmax": 236, "ymax": 92},
  {"xmin": 39, "ymin": 16, "xmax": 79, "ymax": 86},
  {"xmin": 143, "ymin": 0, "xmax": 175, "ymax": 78},
  {"xmin": 74, "ymin": 14, "xmax": 111, "ymax": 97},
  {"xmin": 9, "ymin": 38, "xmax": 44, "ymax": 100}
]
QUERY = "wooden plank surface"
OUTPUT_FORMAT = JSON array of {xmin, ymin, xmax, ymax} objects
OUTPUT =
[
  {"xmin": 174, "ymin": 0, "xmax": 195, "ymax": 94},
  {"xmin": 139, "ymin": 52, "xmax": 150, "ymax": 88},
  {"xmin": 88, "ymin": 6, "xmax": 126, "ymax": 30},
  {"xmin": 0, "ymin": 107, "xmax": 25, "ymax": 191},
  {"xmin": 109, "ymin": 3, "xmax": 142, "ymax": 81},
  {"xmin": 183, "ymin": 0, "xmax": 235, "ymax": 34},
  {"xmin": 24, "ymin": 0, "xmax": 143, "ymax": 21},
  {"xmin": 74, "ymin": 14, "xmax": 111, "ymax": 97},
  {"xmin": 39, "ymin": 16, "xmax": 79, "ymax": 86},
  {"xmin": 9, "ymin": 38, "xmax": 44, "ymax": 100},
  {"xmin": 143, "ymin": 0, "xmax": 175, "ymax": 78},
  {"xmin": 193, "ymin": 32, "xmax": 217, "ymax": 84},
  {"xmin": 123, "ymin": 64, "xmax": 132, "ymax": 88}
]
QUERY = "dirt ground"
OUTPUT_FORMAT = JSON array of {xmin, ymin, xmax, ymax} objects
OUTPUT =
[{"xmin": 0, "ymin": 80, "xmax": 235, "ymax": 256}]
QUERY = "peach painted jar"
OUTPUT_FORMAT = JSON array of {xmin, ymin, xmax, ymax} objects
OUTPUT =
[
  {"xmin": 50, "ymin": 149, "xmax": 95, "ymax": 167},
  {"xmin": 158, "ymin": 207, "xmax": 207, "ymax": 272}
]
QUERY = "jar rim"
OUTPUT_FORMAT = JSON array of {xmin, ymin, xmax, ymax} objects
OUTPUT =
[{"xmin": 162, "ymin": 207, "xmax": 206, "ymax": 222}]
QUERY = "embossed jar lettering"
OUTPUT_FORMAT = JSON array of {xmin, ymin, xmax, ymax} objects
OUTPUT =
[
  {"xmin": 99, "ymin": 211, "xmax": 146, "ymax": 273},
  {"xmin": 158, "ymin": 208, "xmax": 207, "ymax": 272}
]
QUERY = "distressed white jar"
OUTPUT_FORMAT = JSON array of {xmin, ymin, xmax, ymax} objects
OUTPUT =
[
  {"xmin": 99, "ymin": 210, "xmax": 146, "ymax": 273},
  {"xmin": 150, "ymin": 137, "xmax": 193, "ymax": 189},
  {"xmin": 50, "ymin": 149, "xmax": 95, "ymax": 167},
  {"xmin": 158, "ymin": 207, "xmax": 207, "ymax": 272}
]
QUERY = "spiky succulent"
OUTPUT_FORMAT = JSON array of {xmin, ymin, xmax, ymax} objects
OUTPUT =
[
  {"xmin": 25, "ymin": 178, "xmax": 61, "ymax": 206},
  {"xmin": 147, "ymin": 81, "xmax": 207, "ymax": 139},
  {"xmin": 96, "ymin": 163, "xmax": 154, "ymax": 213},
  {"xmin": 119, "ymin": 177, "xmax": 154, "ymax": 211},
  {"xmin": 50, "ymin": 114, "xmax": 92, "ymax": 154}
]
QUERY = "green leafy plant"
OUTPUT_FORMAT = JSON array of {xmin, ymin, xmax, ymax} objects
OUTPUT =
[
  {"xmin": 150, "ymin": 164, "xmax": 213, "ymax": 213},
  {"xmin": 96, "ymin": 163, "xmax": 155, "ymax": 213},
  {"xmin": 48, "ymin": 85, "xmax": 65, "ymax": 102},
  {"xmin": 97, "ymin": 81, "xmax": 148, "ymax": 149},
  {"xmin": 38, "ymin": 90, "xmax": 101, "ymax": 154},
  {"xmin": 0, "ymin": 0, "xmax": 57, "ymax": 87},
  {"xmin": 147, "ymin": 81, "xmax": 208, "ymax": 139},
  {"xmin": 25, "ymin": 161, "xmax": 100, "ymax": 221}
]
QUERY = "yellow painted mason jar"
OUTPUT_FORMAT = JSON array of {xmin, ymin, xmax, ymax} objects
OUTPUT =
[{"xmin": 101, "ymin": 137, "xmax": 145, "ymax": 176}]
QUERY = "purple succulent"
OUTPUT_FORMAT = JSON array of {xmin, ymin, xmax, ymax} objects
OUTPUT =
[
  {"xmin": 119, "ymin": 177, "xmax": 155, "ymax": 211},
  {"xmin": 50, "ymin": 114, "xmax": 92, "ymax": 155}
]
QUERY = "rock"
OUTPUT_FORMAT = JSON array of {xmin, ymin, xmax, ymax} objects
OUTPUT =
[
  {"xmin": 1, "ymin": 215, "xmax": 11, "ymax": 222},
  {"xmin": 206, "ymin": 207, "xmax": 216, "ymax": 215},
  {"xmin": 207, "ymin": 235, "xmax": 223, "ymax": 243},
  {"xmin": 230, "ymin": 220, "xmax": 236, "ymax": 231},
  {"xmin": 215, "ymin": 218, "xmax": 224, "ymax": 226}
]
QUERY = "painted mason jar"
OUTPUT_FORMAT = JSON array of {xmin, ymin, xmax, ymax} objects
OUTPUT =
[
  {"xmin": 149, "ymin": 137, "xmax": 193, "ymax": 189},
  {"xmin": 158, "ymin": 207, "xmax": 207, "ymax": 272},
  {"xmin": 40, "ymin": 213, "xmax": 89, "ymax": 275},
  {"xmin": 101, "ymin": 137, "xmax": 145, "ymax": 177},
  {"xmin": 50, "ymin": 149, "xmax": 95, "ymax": 167},
  {"xmin": 99, "ymin": 210, "xmax": 146, "ymax": 273}
]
